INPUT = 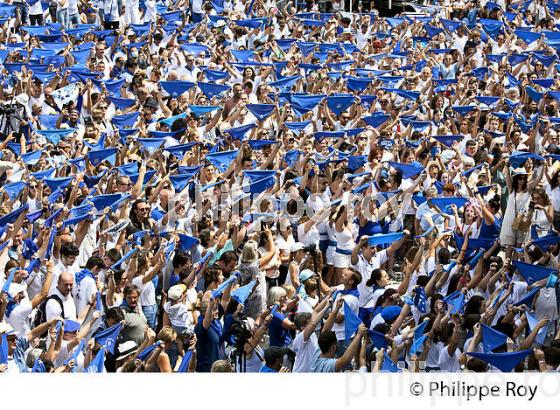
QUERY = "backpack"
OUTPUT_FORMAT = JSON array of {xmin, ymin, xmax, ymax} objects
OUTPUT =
[{"xmin": 33, "ymin": 294, "xmax": 65, "ymax": 328}]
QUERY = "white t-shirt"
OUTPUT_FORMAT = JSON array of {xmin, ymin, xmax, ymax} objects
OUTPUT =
[
  {"xmin": 132, "ymin": 276, "xmax": 157, "ymax": 306},
  {"xmin": 355, "ymin": 250, "xmax": 387, "ymax": 308},
  {"xmin": 50, "ymin": 259, "xmax": 80, "ymax": 295},
  {"xmin": 437, "ymin": 345, "xmax": 461, "ymax": 372},
  {"xmin": 73, "ymin": 276, "xmax": 98, "ymax": 315},
  {"xmin": 332, "ymin": 293, "xmax": 359, "ymax": 341},
  {"xmin": 45, "ymin": 288, "xmax": 78, "ymax": 321},
  {"xmin": 292, "ymin": 331, "xmax": 319, "ymax": 373},
  {"xmin": 6, "ymin": 299, "xmax": 33, "ymax": 338}
]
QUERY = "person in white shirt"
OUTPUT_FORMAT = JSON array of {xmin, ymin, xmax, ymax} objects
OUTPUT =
[
  {"xmin": 50, "ymin": 243, "xmax": 81, "ymax": 295},
  {"xmin": 163, "ymin": 284, "xmax": 196, "ymax": 335},
  {"xmin": 124, "ymin": 0, "xmax": 140, "ymax": 24},
  {"xmin": 5, "ymin": 263, "xmax": 53, "ymax": 338},
  {"xmin": 73, "ymin": 256, "xmax": 105, "ymax": 315},
  {"xmin": 103, "ymin": 0, "xmax": 120, "ymax": 29},
  {"xmin": 331, "ymin": 268, "xmax": 362, "ymax": 359},
  {"xmin": 45, "ymin": 272, "xmax": 78, "ymax": 322},
  {"xmin": 130, "ymin": 249, "xmax": 165, "ymax": 330},
  {"xmin": 437, "ymin": 321, "xmax": 462, "ymax": 372},
  {"xmin": 292, "ymin": 297, "xmax": 330, "ymax": 372}
]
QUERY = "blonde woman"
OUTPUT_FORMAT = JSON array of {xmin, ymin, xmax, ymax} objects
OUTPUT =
[{"xmin": 238, "ymin": 234, "xmax": 276, "ymax": 319}]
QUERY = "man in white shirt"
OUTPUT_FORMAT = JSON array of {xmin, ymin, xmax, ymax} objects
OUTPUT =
[
  {"xmin": 331, "ymin": 268, "xmax": 362, "ymax": 359},
  {"xmin": 51, "ymin": 242, "xmax": 80, "ymax": 295},
  {"xmin": 46, "ymin": 272, "xmax": 78, "ymax": 322},
  {"xmin": 73, "ymin": 256, "xmax": 105, "ymax": 314},
  {"xmin": 292, "ymin": 297, "xmax": 330, "ymax": 372}
]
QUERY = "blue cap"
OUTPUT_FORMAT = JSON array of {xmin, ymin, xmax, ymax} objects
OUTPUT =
[
  {"xmin": 64, "ymin": 320, "xmax": 81, "ymax": 333},
  {"xmin": 380, "ymin": 305, "xmax": 401, "ymax": 321}
]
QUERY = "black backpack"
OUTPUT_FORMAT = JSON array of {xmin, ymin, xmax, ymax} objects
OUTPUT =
[{"xmin": 33, "ymin": 294, "xmax": 65, "ymax": 328}]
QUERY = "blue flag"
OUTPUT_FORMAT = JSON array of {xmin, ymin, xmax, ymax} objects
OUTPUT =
[
  {"xmin": 466, "ymin": 350, "xmax": 531, "ymax": 372},
  {"xmin": 481, "ymin": 324, "xmax": 508, "ymax": 352},
  {"xmin": 160, "ymin": 80, "xmax": 196, "ymax": 97},
  {"xmin": 211, "ymin": 276, "xmax": 237, "ymax": 299},
  {"xmin": 3, "ymin": 181, "xmax": 26, "ymax": 202},
  {"xmin": 526, "ymin": 312, "xmax": 548, "ymax": 345},
  {"xmin": 112, "ymin": 111, "xmax": 140, "ymax": 128},
  {"xmin": 87, "ymin": 147, "xmax": 118, "ymax": 167},
  {"xmin": 169, "ymin": 174, "xmax": 194, "ymax": 193},
  {"xmin": 368, "ymin": 232, "xmax": 404, "ymax": 247},
  {"xmin": 206, "ymin": 150, "xmax": 239, "ymax": 172},
  {"xmin": 326, "ymin": 95, "xmax": 355, "ymax": 116},
  {"xmin": 246, "ymin": 104, "xmax": 276, "ymax": 121},
  {"xmin": 86, "ymin": 347, "xmax": 106, "ymax": 373},
  {"xmin": 231, "ymin": 280, "xmax": 256, "ymax": 305},
  {"xmin": 344, "ymin": 301, "xmax": 362, "ymax": 343},
  {"xmin": 197, "ymin": 82, "xmax": 231, "ymax": 99},
  {"xmin": 388, "ymin": 161, "xmax": 424, "ymax": 178},
  {"xmin": 381, "ymin": 352, "xmax": 400, "ymax": 372},
  {"xmin": 94, "ymin": 322, "xmax": 123, "ymax": 354},
  {"xmin": 513, "ymin": 260, "xmax": 556, "ymax": 285},
  {"xmin": 177, "ymin": 350, "xmax": 193, "ymax": 373}
]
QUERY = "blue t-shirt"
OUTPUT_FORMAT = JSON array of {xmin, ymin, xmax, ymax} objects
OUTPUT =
[
  {"xmin": 479, "ymin": 215, "xmax": 501, "ymax": 238},
  {"xmin": 194, "ymin": 316, "xmax": 225, "ymax": 372},
  {"xmin": 268, "ymin": 312, "xmax": 292, "ymax": 348},
  {"xmin": 311, "ymin": 349, "xmax": 336, "ymax": 373}
]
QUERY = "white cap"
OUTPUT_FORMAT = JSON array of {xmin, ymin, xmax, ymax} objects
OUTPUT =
[
  {"xmin": 290, "ymin": 242, "xmax": 305, "ymax": 252},
  {"xmin": 168, "ymin": 284, "xmax": 186, "ymax": 301},
  {"xmin": 15, "ymin": 93, "xmax": 29, "ymax": 106},
  {"xmin": 7, "ymin": 283, "xmax": 25, "ymax": 299},
  {"xmin": 299, "ymin": 269, "xmax": 315, "ymax": 282}
]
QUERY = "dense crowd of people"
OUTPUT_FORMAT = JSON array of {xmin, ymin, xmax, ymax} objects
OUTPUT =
[{"xmin": 1, "ymin": 0, "xmax": 560, "ymax": 373}]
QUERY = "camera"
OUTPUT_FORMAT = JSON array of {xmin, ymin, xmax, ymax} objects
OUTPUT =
[{"xmin": 0, "ymin": 103, "xmax": 17, "ymax": 116}]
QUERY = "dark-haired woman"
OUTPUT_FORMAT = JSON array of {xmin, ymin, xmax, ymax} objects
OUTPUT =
[{"xmin": 500, "ymin": 160, "xmax": 544, "ymax": 255}]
